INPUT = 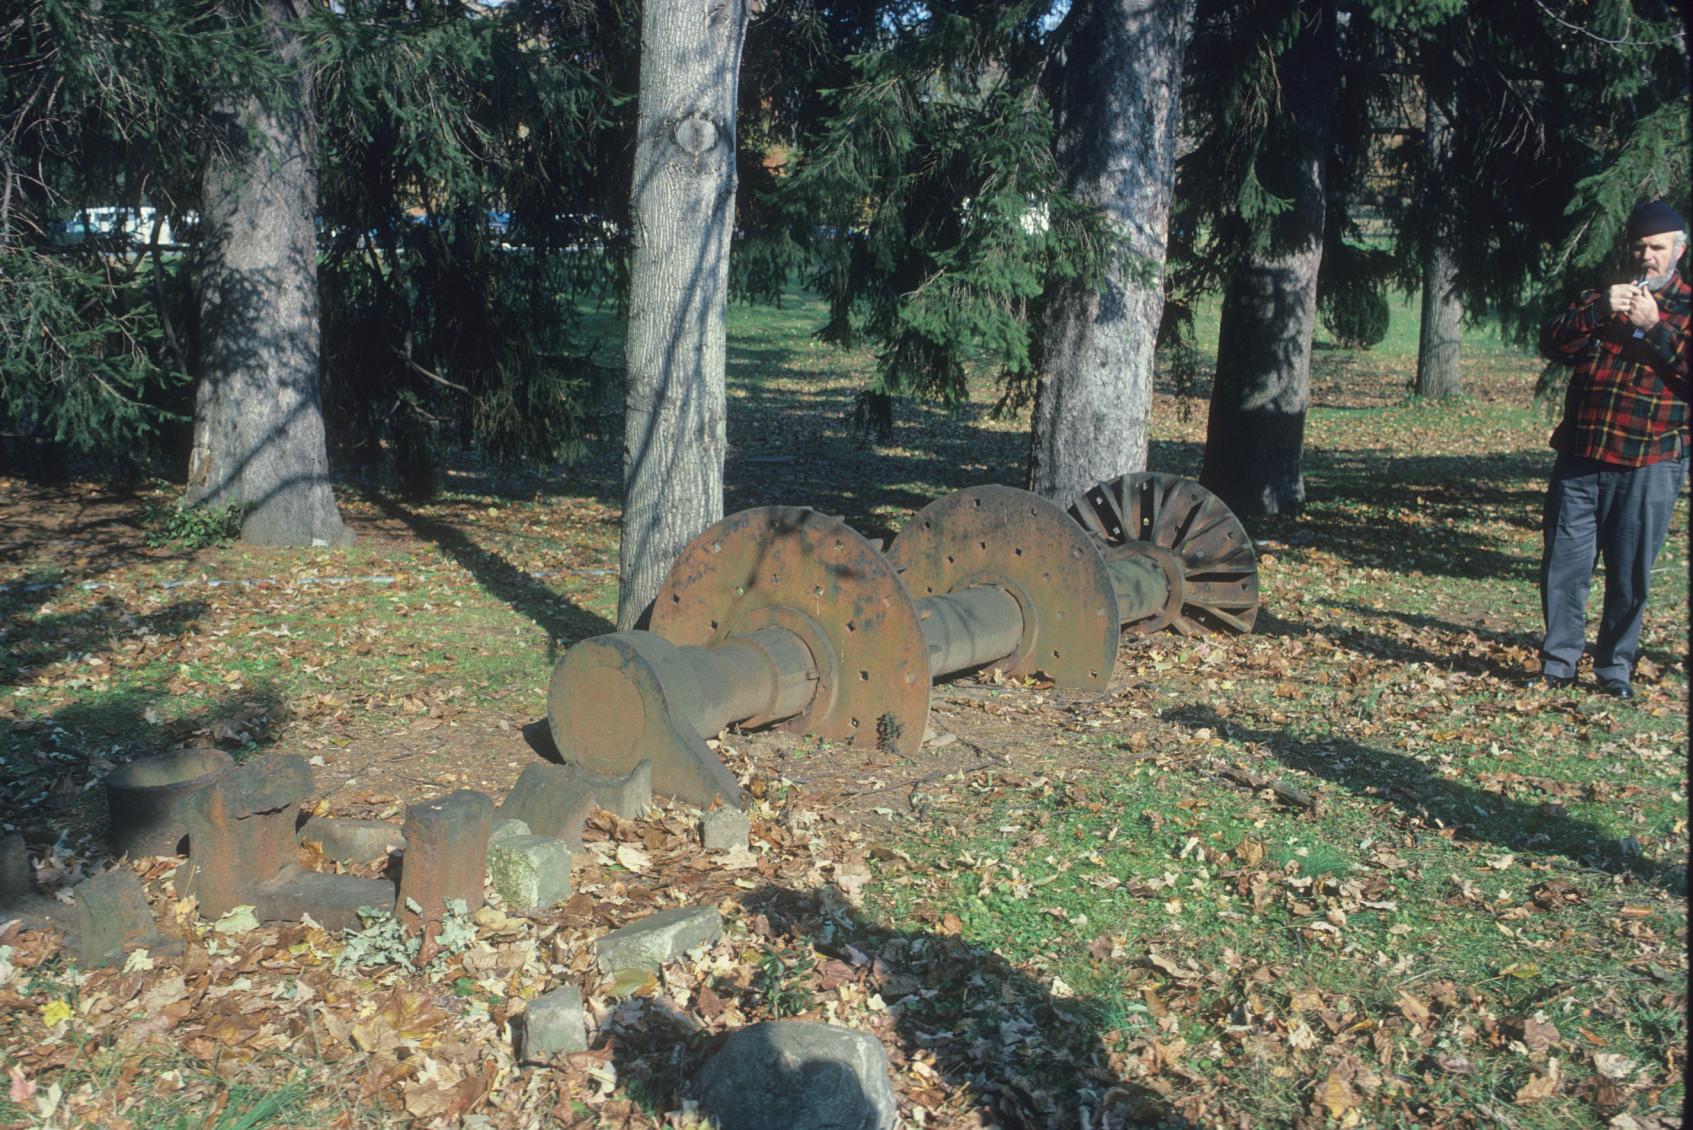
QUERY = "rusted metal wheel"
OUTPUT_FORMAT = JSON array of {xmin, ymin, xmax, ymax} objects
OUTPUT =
[
  {"xmin": 1070, "ymin": 472, "xmax": 1260, "ymax": 635},
  {"xmin": 649, "ymin": 507, "xmax": 930, "ymax": 756},
  {"xmin": 888, "ymin": 485, "xmax": 1119, "ymax": 691}
]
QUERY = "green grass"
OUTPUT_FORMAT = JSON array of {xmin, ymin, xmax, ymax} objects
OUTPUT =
[{"xmin": 1, "ymin": 284, "xmax": 1683, "ymax": 1128}]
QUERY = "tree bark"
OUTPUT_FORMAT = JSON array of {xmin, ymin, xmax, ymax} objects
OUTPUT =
[
  {"xmin": 1414, "ymin": 78, "xmax": 1462, "ymax": 398},
  {"xmin": 616, "ymin": 0, "xmax": 748, "ymax": 630},
  {"xmin": 1026, "ymin": 0, "xmax": 1189, "ymax": 504},
  {"xmin": 187, "ymin": 0, "xmax": 349, "ymax": 546},
  {"xmin": 1200, "ymin": 0, "xmax": 1336, "ymax": 518}
]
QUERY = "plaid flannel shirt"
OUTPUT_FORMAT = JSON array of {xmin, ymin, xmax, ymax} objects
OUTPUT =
[{"xmin": 1540, "ymin": 271, "xmax": 1691, "ymax": 466}]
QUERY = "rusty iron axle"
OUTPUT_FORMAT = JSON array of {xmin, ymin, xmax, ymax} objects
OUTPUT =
[{"xmin": 548, "ymin": 478, "xmax": 1258, "ymax": 807}]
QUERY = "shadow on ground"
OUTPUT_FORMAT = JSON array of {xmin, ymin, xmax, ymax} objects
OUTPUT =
[
  {"xmin": 597, "ymin": 883, "xmax": 1187, "ymax": 1129},
  {"xmin": 1165, "ymin": 704, "xmax": 1686, "ymax": 891}
]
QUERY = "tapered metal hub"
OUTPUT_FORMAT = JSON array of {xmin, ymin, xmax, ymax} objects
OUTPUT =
[{"xmin": 1070, "ymin": 472, "xmax": 1260, "ymax": 635}]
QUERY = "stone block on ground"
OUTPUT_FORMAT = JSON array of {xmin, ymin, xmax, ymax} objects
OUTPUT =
[
  {"xmin": 595, "ymin": 906, "xmax": 722, "ymax": 974},
  {"xmin": 0, "ymin": 831, "xmax": 32, "ymax": 907},
  {"xmin": 700, "ymin": 806, "xmax": 750, "ymax": 852},
  {"xmin": 72, "ymin": 867, "xmax": 181, "ymax": 968},
  {"xmin": 497, "ymin": 764, "xmax": 595, "ymax": 849},
  {"xmin": 487, "ymin": 835, "xmax": 572, "ymax": 910},
  {"xmin": 396, "ymin": 790, "xmax": 493, "ymax": 939},
  {"xmin": 692, "ymin": 1021, "xmax": 897, "ymax": 1130},
  {"xmin": 513, "ymin": 984, "xmax": 587, "ymax": 1060},
  {"xmin": 179, "ymin": 755, "xmax": 314, "ymax": 919},
  {"xmin": 488, "ymin": 818, "xmax": 531, "ymax": 847},
  {"xmin": 255, "ymin": 864, "xmax": 397, "ymax": 932},
  {"xmin": 566, "ymin": 759, "xmax": 653, "ymax": 820},
  {"xmin": 298, "ymin": 817, "xmax": 405, "ymax": 864}
]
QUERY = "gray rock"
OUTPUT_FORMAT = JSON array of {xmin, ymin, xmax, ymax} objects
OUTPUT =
[
  {"xmin": 568, "ymin": 759, "xmax": 653, "ymax": 820},
  {"xmin": 0, "ymin": 831, "xmax": 32, "ymax": 907},
  {"xmin": 488, "ymin": 818, "xmax": 532, "ymax": 846},
  {"xmin": 700, "ymin": 806, "xmax": 750, "ymax": 852},
  {"xmin": 487, "ymin": 835, "xmax": 572, "ymax": 910},
  {"xmin": 514, "ymin": 984, "xmax": 587, "ymax": 1060},
  {"xmin": 297, "ymin": 817, "xmax": 405, "ymax": 863},
  {"xmin": 692, "ymin": 1021, "xmax": 896, "ymax": 1130},
  {"xmin": 253, "ymin": 864, "xmax": 397, "ymax": 932},
  {"xmin": 595, "ymin": 906, "xmax": 722, "ymax": 974},
  {"xmin": 497, "ymin": 764, "xmax": 596, "ymax": 849},
  {"xmin": 72, "ymin": 867, "xmax": 181, "ymax": 968}
]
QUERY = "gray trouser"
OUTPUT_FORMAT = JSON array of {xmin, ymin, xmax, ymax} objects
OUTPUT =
[{"xmin": 1539, "ymin": 453, "xmax": 1687, "ymax": 682}]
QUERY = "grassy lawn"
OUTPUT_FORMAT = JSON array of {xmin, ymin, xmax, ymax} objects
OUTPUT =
[{"xmin": 0, "ymin": 289, "xmax": 1684, "ymax": 1128}]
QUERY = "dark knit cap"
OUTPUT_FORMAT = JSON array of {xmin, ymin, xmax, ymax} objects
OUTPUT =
[{"xmin": 1626, "ymin": 200, "xmax": 1685, "ymax": 239}]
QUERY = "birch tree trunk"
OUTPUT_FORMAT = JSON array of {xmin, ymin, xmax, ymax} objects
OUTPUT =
[
  {"xmin": 1199, "ymin": 0, "xmax": 1335, "ymax": 518},
  {"xmin": 616, "ymin": 0, "xmax": 748, "ymax": 630},
  {"xmin": 1026, "ymin": 0, "xmax": 1189, "ymax": 503},
  {"xmin": 1414, "ymin": 81, "xmax": 1462, "ymax": 399},
  {"xmin": 187, "ymin": 0, "xmax": 349, "ymax": 546}
]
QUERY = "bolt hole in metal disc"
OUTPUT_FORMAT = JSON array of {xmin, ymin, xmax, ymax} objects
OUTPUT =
[
  {"xmin": 1070, "ymin": 472, "xmax": 1261, "ymax": 635},
  {"xmin": 888, "ymin": 486, "xmax": 1117, "ymax": 691},
  {"xmin": 649, "ymin": 507, "xmax": 929, "ymax": 755}
]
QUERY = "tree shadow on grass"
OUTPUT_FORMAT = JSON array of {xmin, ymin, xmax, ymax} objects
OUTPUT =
[
  {"xmin": 596, "ymin": 883, "xmax": 1189, "ymax": 1129},
  {"xmin": 2, "ymin": 681, "xmax": 287, "ymax": 859},
  {"xmin": 1164, "ymin": 704, "xmax": 1686, "ymax": 891},
  {"xmin": 369, "ymin": 494, "xmax": 614, "ymax": 665}
]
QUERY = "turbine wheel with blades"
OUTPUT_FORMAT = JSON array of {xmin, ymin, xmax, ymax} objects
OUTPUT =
[{"xmin": 1069, "ymin": 472, "xmax": 1261, "ymax": 635}]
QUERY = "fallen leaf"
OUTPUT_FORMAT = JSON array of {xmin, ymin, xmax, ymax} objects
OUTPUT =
[{"xmin": 1592, "ymin": 1053, "xmax": 1635, "ymax": 1080}]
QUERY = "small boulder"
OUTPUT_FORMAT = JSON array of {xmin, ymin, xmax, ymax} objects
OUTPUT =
[
  {"xmin": 487, "ymin": 835, "xmax": 572, "ymax": 910},
  {"xmin": 700, "ymin": 806, "xmax": 750, "ymax": 852},
  {"xmin": 514, "ymin": 984, "xmax": 588, "ymax": 1060},
  {"xmin": 692, "ymin": 1021, "xmax": 896, "ymax": 1130},
  {"xmin": 595, "ymin": 906, "xmax": 721, "ymax": 974}
]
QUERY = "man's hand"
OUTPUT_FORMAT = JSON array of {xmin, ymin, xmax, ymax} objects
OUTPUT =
[
  {"xmin": 1625, "ymin": 284, "xmax": 1660, "ymax": 330},
  {"xmin": 1603, "ymin": 283, "xmax": 1637, "ymax": 316}
]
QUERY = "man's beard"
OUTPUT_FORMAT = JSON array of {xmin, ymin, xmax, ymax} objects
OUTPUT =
[{"xmin": 1644, "ymin": 265, "xmax": 1679, "ymax": 290}]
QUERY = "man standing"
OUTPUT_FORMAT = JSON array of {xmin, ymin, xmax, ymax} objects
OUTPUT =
[{"xmin": 1536, "ymin": 200, "xmax": 1690, "ymax": 699}]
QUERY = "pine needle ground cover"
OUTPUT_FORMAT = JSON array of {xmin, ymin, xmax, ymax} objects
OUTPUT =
[{"xmin": 0, "ymin": 293, "xmax": 1684, "ymax": 1127}]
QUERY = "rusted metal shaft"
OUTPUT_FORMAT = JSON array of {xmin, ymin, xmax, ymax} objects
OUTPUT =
[
  {"xmin": 681, "ymin": 628, "xmax": 818, "ymax": 735},
  {"xmin": 914, "ymin": 586, "xmax": 1027, "ymax": 678},
  {"xmin": 1106, "ymin": 556, "xmax": 1173, "ymax": 627}
]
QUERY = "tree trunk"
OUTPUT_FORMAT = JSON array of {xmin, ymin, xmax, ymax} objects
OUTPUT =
[
  {"xmin": 187, "ymin": 0, "xmax": 348, "ymax": 546},
  {"xmin": 1026, "ymin": 0, "xmax": 1189, "ymax": 504},
  {"xmin": 1200, "ymin": 1, "xmax": 1335, "ymax": 518},
  {"xmin": 1414, "ymin": 79, "xmax": 1462, "ymax": 398},
  {"xmin": 616, "ymin": 0, "xmax": 748, "ymax": 630}
]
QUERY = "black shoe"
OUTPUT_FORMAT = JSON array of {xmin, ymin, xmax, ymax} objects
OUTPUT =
[
  {"xmin": 1598, "ymin": 680, "xmax": 1633, "ymax": 700},
  {"xmin": 1527, "ymin": 673, "xmax": 1574, "ymax": 690}
]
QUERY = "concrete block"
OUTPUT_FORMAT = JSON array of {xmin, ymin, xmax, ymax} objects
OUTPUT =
[
  {"xmin": 595, "ymin": 906, "xmax": 722, "ymax": 974},
  {"xmin": 514, "ymin": 984, "xmax": 587, "ymax": 1060},
  {"xmin": 179, "ymin": 755, "xmax": 313, "ymax": 919},
  {"xmin": 568, "ymin": 759, "xmax": 653, "ymax": 820},
  {"xmin": 700, "ymin": 806, "xmax": 750, "ymax": 852},
  {"xmin": 72, "ymin": 867, "xmax": 180, "ymax": 968},
  {"xmin": 487, "ymin": 835, "xmax": 572, "ymax": 910},
  {"xmin": 396, "ymin": 790, "xmax": 493, "ymax": 939},
  {"xmin": 488, "ymin": 818, "xmax": 531, "ymax": 846},
  {"xmin": 254, "ymin": 864, "xmax": 397, "ymax": 932},
  {"xmin": 497, "ymin": 764, "xmax": 595, "ymax": 850},
  {"xmin": 298, "ymin": 817, "xmax": 405, "ymax": 863}
]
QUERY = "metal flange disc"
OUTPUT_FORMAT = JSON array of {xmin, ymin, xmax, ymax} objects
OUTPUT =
[
  {"xmin": 887, "ymin": 485, "xmax": 1119, "ymax": 691},
  {"xmin": 649, "ymin": 507, "xmax": 929, "ymax": 756},
  {"xmin": 1070, "ymin": 472, "xmax": 1260, "ymax": 635}
]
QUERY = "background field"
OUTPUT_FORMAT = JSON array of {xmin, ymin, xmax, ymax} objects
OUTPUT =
[{"xmin": 0, "ymin": 292, "xmax": 1685, "ymax": 1128}]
